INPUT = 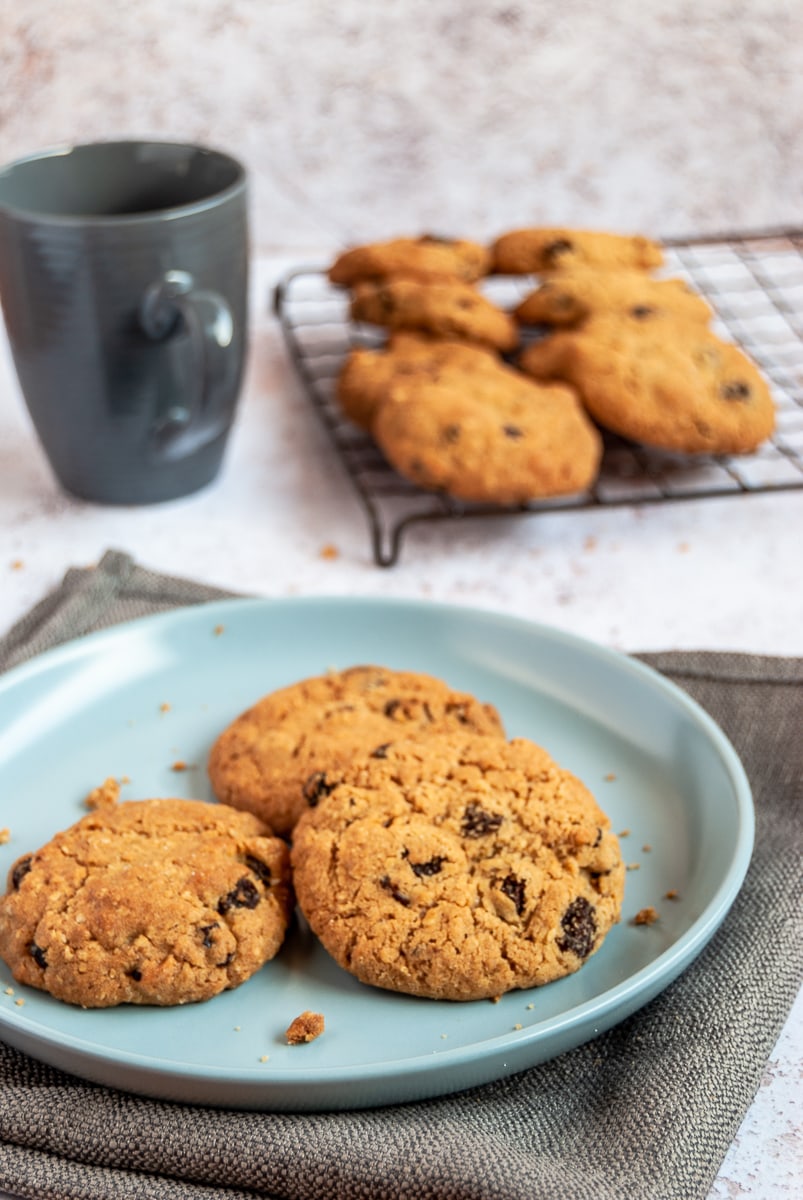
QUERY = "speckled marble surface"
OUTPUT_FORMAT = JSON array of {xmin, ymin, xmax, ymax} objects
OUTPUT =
[
  {"xmin": 1, "ymin": 1, "xmax": 802, "ymax": 251},
  {"xmin": 0, "ymin": 3, "xmax": 801, "ymax": 1194}
]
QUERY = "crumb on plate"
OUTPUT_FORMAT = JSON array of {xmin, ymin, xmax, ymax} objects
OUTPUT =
[
  {"xmin": 84, "ymin": 778, "xmax": 121, "ymax": 810},
  {"xmin": 285, "ymin": 1010, "xmax": 325, "ymax": 1044}
]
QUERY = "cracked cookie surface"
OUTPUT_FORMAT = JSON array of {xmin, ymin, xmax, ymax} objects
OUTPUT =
[
  {"xmin": 491, "ymin": 227, "xmax": 664, "ymax": 275},
  {"xmin": 513, "ymin": 266, "xmax": 713, "ymax": 329},
  {"xmin": 290, "ymin": 734, "xmax": 624, "ymax": 1001},
  {"xmin": 373, "ymin": 374, "xmax": 601, "ymax": 503},
  {"xmin": 0, "ymin": 798, "xmax": 293, "ymax": 1008},
  {"xmin": 349, "ymin": 277, "xmax": 519, "ymax": 352},
  {"xmin": 520, "ymin": 314, "xmax": 775, "ymax": 454},
  {"xmin": 328, "ymin": 235, "xmax": 491, "ymax": 285},
  {"xmin": 208, "ymin": 666, "xmax": 505, "ymax": 838}
]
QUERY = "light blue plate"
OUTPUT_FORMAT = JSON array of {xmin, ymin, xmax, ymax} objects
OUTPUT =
[{"xmin": 0, "ymin": 597, "xmax": 753, "ymax": 1110}]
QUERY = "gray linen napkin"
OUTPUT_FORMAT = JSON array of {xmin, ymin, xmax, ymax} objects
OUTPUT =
[{"xmin": 0, "ymin": 550, "xmax": 800, "ymax": 1200}]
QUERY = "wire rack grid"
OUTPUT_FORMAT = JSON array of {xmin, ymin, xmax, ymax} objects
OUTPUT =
[{"xmin": 273, "ymin": 227, "xmax": 803, "ymax": 567}]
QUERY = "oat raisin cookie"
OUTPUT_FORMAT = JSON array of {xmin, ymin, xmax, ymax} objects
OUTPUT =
[
  {"xmin": 491, "ymin": 227, "xmax": 664, "ymax": 275},
  {"xmin": 0, "ymin": 799, "xmax": 293, "ymax": 1008},
  {"xmin": 514, "ymin": 266, "xmax": 712, "ymax": 329},
  {"xmin": 520, "ymin": 314, "xmax": 775, "ymax": 454},
  {"xmin": 290, "ymin": 734, "xmax": 625, "ymax": 1001},
  {"xmin": 208, "ymin": 666, "xmax": 505, "ymax": 838},
  {"xmin": 337, "ymin": 333, "xmax": 502, "ymax": 430},
  {"xmin": 373, "ymin": 375, "xmax": 601, "ymax": 504},
  {"xmin": 349, "ymin": 277, "xmax": 519, "ymax": 352},
  {"xmin": 328, "ymin": 235, "xmax": 491, "ymax": 285}
]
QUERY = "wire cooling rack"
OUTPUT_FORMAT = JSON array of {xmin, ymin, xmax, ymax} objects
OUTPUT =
[{"xmin": 273, "ymin": 228, "xmax": 803, "ymax": 567}]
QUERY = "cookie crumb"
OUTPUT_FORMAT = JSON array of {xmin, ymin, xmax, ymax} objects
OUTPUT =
[
  {"xmin": 14, "ymin": 998, "xmax": 24, "ymax": 1007},
  {"xmin": 213, "ymin": 625, "xmax": 225, "ymax": 636},
  {"xmin": 320, "ymin": 543, "xmax": 340, "ymax": 561},
  {"xmin": 259, "ymin": 1054, "xmax": 270, "ymax": 1062},
  {"xmin": 285, "ymin": 1010, "xmax": 325, "ymax": 1044},
  {"xmin": 626, "ymin": 862, "xmax": 641, "ymax": 871},
  {"xmin": 170, "ymin": 761, "xmax": 190, "ymax": 772},
  {"xmin": 632, "ymin": 906, "xmax": 659, "ymax": 926},
  {"xmin": 9, "ymin": 559, "xmax": 24, "ymax": 571},
  {"xmin": 84, "ymin": 777, "xmax": 120, "ymax": 810},
  {"xmin": 4, "ymin": 987, "xmax": 14, "ymax": 996},
  {"xmin": 513, "ymin": 1023, "xmax": 523, "ymax": 1031},
  {"xmin": 0, "ymin": 828, "xmax": 10, "ymax": 845},
  {"xmin": 618, "ymin": 828, "xmax": 631, "ymax": 837},
  {"xmin": 664, "ymin": 889, "xmax": 680, "ymax": 901},
  {"xmin": 604, "ymin": 772, "xmax": 616, "ymax": 782},
  {"xmin": 159, "ymin": 702, "xmax": 171, "ymax": 713},
  {"xmin": 641, "ymin": 844, "xmax": 652, "ymax": 853}
]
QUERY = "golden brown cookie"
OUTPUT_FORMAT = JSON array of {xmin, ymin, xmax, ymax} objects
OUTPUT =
[
  {"xmin": 336, "ymin": 333, "xmax": 502, "ymax": 430},
  {"xmin": 0, "ymin": 799, "xmax": 293, "ymax": 1008},
  {"xmin": 290, "ymin": 734, "xmax": 625, "ymax": 1001},
  {"xmin": 328, "ymin": 235, "xmax": 491, "ymax": 285},
  {"xmin": 372, "ymin": 374, "xmax": 602, "ymax": 504},
  {"xmin": 514, "ymin": 266, "xmax": 712, "ymax": 329},
  {"xmin": 491, "ymin": 227, "xmax": 664, "ymax": 275},
  {"xmin": 519, "ymin": 314, "xmax": 775, "ymax": 454},
  {"xmin": 208, "ymin": 666, "xmax": 505, "ymax": 838},
  {"xmin": 349, "ymin": 277, "xmax": 519, "ymax": 352}
]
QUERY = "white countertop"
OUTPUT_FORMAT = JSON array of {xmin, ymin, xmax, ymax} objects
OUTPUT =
[{"xmin": 0, "ymin": 255, "xmax": 801, "ymax": 1198}]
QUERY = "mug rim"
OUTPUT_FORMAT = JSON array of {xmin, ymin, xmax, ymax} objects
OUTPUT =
[{"xmin": 0, "ymin": 139, "xmax": 247, "ymax": 225}]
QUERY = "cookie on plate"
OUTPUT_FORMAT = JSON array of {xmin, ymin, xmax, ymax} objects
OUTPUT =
[
  {"xmin": 514, "ymin": 266, "xmax": 713, "ymax": 329},
  {"xmin": 336, "ymin": 333, "xmax": 503, "ymax": 430},
  {"xmin": 290, "ymin": 734, "xmax": 625, "ymax": 1001},
  {"xmin": 0, "ymin": 799, "xmax": 293, "ymax": 1008},
  {"xmin": 349, "ymin": 277, "xmax": 519, "ymax": 352},
  {"xmin": 329, "ymin": 235, "xmax": 491, "ymax": 285},
  {"xmin": 491, "ymin": 227, "xmax": 664, "ymax": 275},
  {"xmin": 519, "ymin": 314, "xmax": 775, "ymax": 454},
  {"xmin": 372, "ymin": 374, "xmax": 602, "ymax": 504},
  {"xmin": 208, "ymin": 665, "xmax": 505, "ymax": 838}
]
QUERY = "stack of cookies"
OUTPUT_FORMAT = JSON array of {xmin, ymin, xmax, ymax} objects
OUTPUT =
[
  {"xmin": 0, "ymin": 665, "xmax": 625, "ymax": 1007},
  {"xmin": 328, "ymin": 228, "xmax": 776, "ymax": 500},
  {"xmin": 209, "ymin": 665, "xmax": 626, "ymax": 1002}
]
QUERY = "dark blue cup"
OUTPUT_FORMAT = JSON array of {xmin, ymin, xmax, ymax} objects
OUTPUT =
[{"xmin": 0, "ymin": 140, "xmax": 249, "ymax": 503}]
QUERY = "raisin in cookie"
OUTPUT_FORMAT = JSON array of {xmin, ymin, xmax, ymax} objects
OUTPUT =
[
  {"xmin": 372, "ymin": 375, "xmax": 601, "ymax": 503},
  {"xmin": 491, "ymin": 227, "xmax": 664, "ymax": 275},
  {"xmin": 514, "ymin": 266, "xmax": 712, "ymax": 329},
  {"xmin": 208, "ymin": 666, "xmax": 505, "ymax": 838},
  {"xmin": 349, "ymin": 277, "xmax": 519, "ymax": 352},
  {"xmin": 291, "ymin": 734, "xmax": 625, "ymax": 1001},
  {"xmin": 337, "ymin": 333, "xmax": 502, "ymax": 430},
  {"xmin": 0, "ymin": 799, "xmax": 293, "ymax": 1008},
  {"xmin": 520, "ymin": 314, "xmax": 775, "ymax": 454},
  {"xmin": 329, "ymin": 235, "xmax": 491, "ymax": 285}
]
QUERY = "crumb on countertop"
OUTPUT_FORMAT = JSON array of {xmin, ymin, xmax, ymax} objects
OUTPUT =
[
  {"xmin": 632, "ymin": 906, "xmax": 660, "ymax": 926},
  {"xmin": 213, "ymin": 625, "xmax": 225, "ymax": 636},
  {"xmin": 84, "ymin": 777, "xmax": 121, "ymax": 810},
  {"xmin": 285, "ymin": 1010, "xmax": 325, "ymax": 1044},
  {"xmin": 664, "ymin": 889, "xmax": 680, "ymax": 901},
  {"xmin": 319, "ymin": 543, "xmax": 340, "ymax": 561},
  {"xmin": 0, "ymin": 828, "xmax": 10, "ymax": 845}
]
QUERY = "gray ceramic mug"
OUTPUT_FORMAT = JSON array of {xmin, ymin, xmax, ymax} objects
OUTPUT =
[{"xmin": 0, "ymin": 140, "xmax": 248, "ymax": 503}]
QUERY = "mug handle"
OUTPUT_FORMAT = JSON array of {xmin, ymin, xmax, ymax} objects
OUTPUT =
[{"xmin": 138, "ymin": 269, "xmax": 236, "ymax": 460}]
